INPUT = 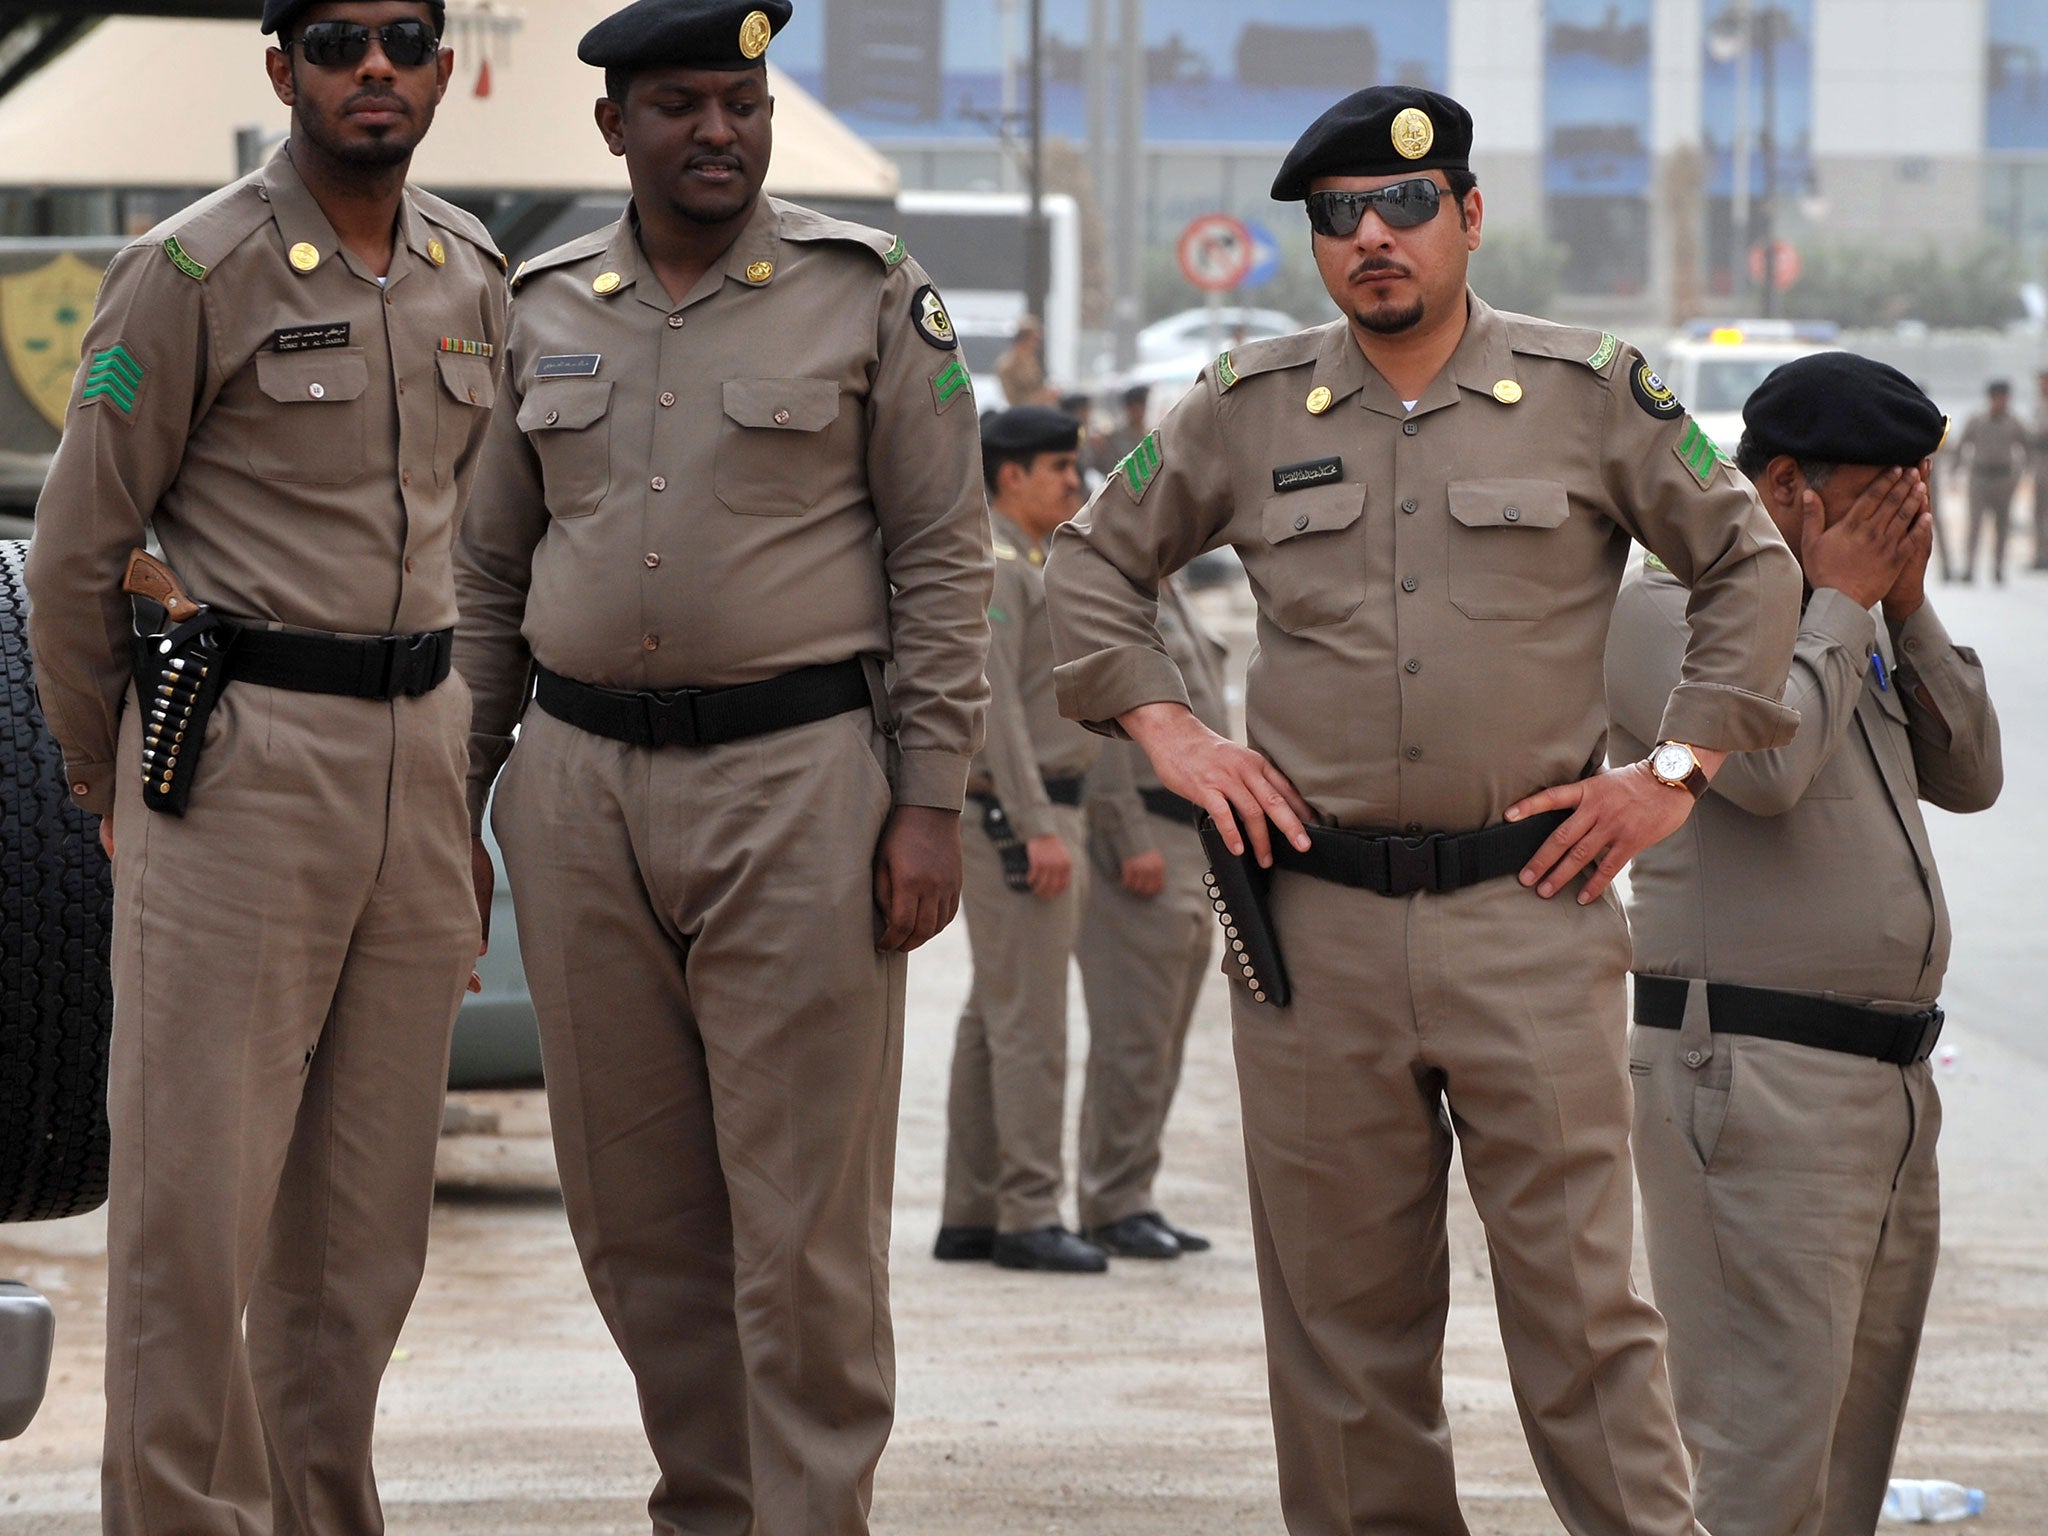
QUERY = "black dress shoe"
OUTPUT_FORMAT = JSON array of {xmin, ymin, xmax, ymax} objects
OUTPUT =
[
  {"xmin": 932, "ymin": 1225, "xmax": 995, "ymax": 1261},
  {"xmin": 991, "ymin": 1226, "xmax": 1108, "ymax": 1272},
  {"xmin": 1140, "ymin": 1211, "xmax": 1211, "ymax": 1252},
  {"xmin": 1085, "ymin": 1213, "xmax": 1181, "ymax": 1259}
]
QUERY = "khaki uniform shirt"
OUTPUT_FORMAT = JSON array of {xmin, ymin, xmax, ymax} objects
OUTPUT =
[
  {"xmin": 453, "ymin": 197, "xmax": 991, "ymax": 826},
  {"xmin": 26, "ymin": 144, "xmax": 507, "ymax": 816},
  {"xmin": 1610, "ymin": 563, "xmax": 2002, "ymax": 1009},
  {"xmin": 974, "ymin": 512, "xmax": 1101, "ymax": 841},
  {"xmin": 1089, "ymin": 577, "xmax": 1229, "ymax": 864},
  {"xmin": 1045, "ymin": 295, "xmax": 1802, "ymax": 832},
  {"xmin": 1960, "ymin": 409, "xmax": 2028, "ymax": 486}
]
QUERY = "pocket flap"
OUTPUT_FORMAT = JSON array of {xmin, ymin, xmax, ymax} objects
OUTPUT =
[
  {"xmin": 722, "ymin": 377, "xmax": 841, "ymax": 432},
  {"xmin": 517, "ymin": 378, "xmax": 612, "ymax": 432},
  {"xmin": 436, "ymin": 350, "xmax": 497, "ymax": 410},
  {"xmin": 1262, "ymin": 482, "xmax": 1366, "ymax": 545},
  {"xmin": 255, "ymin": 349, "xmax": 368, "ymax": 404},
  {"xmin": 1447, "ymin": 478, "xmax": 1570, "ymax": 530}
]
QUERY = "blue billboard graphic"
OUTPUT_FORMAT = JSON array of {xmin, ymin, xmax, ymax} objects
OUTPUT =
[
  {"xmin": 1544, "ymin": 0, "xmax": 1654, "ymax": 197},
  {"xmin": 1988, "ymin": 0, "xmax": 2048, "ymax": 149},
  {"xmin": 776, "ymin": 0, "xmax": 1448, "ymax": 146},
  {"xmin": 1700, "ymin": 0, "xmax": 1813, "ymax": 198}
]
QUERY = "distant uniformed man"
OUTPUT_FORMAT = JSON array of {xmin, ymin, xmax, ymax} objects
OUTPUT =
[
  {"xmin": 23, "ymin": 3, "xmax": 504, "ymax": 1532},
  {"xmin": 451, "ymin": 2, "xmax": 992, "ymax": 1530},
  {"xmin": 1956, "ymin": 378, "xmax": 2026, "ymax": 583},
  {"xmin": 1612, "ymin": 354, "xmax": 2002, "ymax": 1536},
  {"xmin": 935, "ymin": 405, "xmax": 1105, "ymax": 1273},
  {"xmin": 1072, "ymin": 572, "xmax": 1229, "ymax": 1258},
  {"xmin": 995, "ymin": 313, "xmax": 1057, "ymax": 407},
  {"xmin": 1044, "ymin": 85, "xmax": 1804, "ymax": 1534},
  {"xmin": 2030, "ymin": 368, "xmax": 2048, "ymax": 570}
]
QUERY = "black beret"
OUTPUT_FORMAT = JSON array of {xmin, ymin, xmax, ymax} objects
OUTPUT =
[
  {"xmin": 579, "ymin": 0, "xmax": 792, "ymax": 71},
  {"xmin": 981, "ymin": 406, "xmax": 1080, "ymax": 457},
  {"xmin": 1742, "ymin": 353, "xmax": 1948, "ymax": 469},
  {"xmin": 264, "ymin": 0, "xmax": 443, "ymax": 36},
  {"xmin": 1271, "ymin": 86, "xmax": 1474, "ymax": 202}
]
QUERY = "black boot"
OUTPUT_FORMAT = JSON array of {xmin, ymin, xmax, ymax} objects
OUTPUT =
[
  {"xmin": 933, "ymin": 1225, "xmax": 995, "ymax": 1261},
  {"xmin": 991, "ymin": 1226, "xmax": 1109, "ymax": 1272},
  {"xmin": 1139, "ymin": 1210, "xmax": 1212, "ymax": 1253},
  {"xmin": 1085, "ymin": 1213, "xmax": 1181, "ymax": 1259}
]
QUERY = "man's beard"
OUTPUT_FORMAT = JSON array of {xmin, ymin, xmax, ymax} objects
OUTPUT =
[
  {"xmin": 1353, "ymin": 295, "xmax": 1426, "ymax": 335},
  {"xmin": 299, "ymin": 89, "xmax": 431, "ymax": 171}
]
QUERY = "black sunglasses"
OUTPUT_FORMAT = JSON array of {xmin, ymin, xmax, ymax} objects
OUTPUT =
[
  {"xmin": 287, "ymin": 19, "xmax": 441, "ymax": 69},
  {"xmin": 1306, "ymin": 179, "xmax": 1445, "ymax": 237}
]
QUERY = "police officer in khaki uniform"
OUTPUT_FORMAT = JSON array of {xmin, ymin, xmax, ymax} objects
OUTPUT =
[
  {"xmin": 451, "ymin": 3, "xmax": 991, "ymax": 1530},
  {"xmin": 1611, "ymin": 355, "xmax": 2002, "ymax": 1536},
  {"xmin": 1956, "ymin": 379, "xmax": 2027, "ymax": 583},
  {"xmin": 1073, "ymin": 573, "xmax": 1229, "ymax": 1258},
  {"xmin": 1044, "ymin": 86, "xmax": 1804, "ymax": 1535},
  {"xmin": 24, "ymin": 4, "xmax": 504, "ymax": 1532},
  {"xmin": 934, "ymin": 405, "xmax": 1106, "ymax": 1273}
]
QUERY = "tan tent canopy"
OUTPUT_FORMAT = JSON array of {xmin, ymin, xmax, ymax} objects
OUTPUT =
[{"xmin": 0, "ymin": 4, "xmax": 898, "ymax": 201}]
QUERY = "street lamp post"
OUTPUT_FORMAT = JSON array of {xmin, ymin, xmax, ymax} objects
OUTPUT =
[{"xmin": 1024, "ymin": 0, "xmax": 1048, "ymax": 339}]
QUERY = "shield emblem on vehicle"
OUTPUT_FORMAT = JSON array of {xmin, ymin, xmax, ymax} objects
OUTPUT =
[{"xmin": 2, "ymin": 253, "xmax": 104, "ymax": 431}]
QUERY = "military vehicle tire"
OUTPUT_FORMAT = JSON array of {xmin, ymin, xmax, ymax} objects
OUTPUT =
[{"xmin": 0, "ymin": 539, "xmax": 114, "ymax": 1223}]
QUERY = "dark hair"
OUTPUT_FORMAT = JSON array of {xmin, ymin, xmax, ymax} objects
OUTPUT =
[
  {"xmin": 1446, "ymin": 167, "xmax": 1478, "ymax": 228},
  {"xmin": 1735, "ymin": 431, "xmax": 1834, "ymax": 489},
  {"xmin": 1121, "ymin": 383, "xmax": 1150, "ymax": 410}
]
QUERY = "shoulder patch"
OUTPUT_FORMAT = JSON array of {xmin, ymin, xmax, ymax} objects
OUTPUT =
[
  {"xmin": 1586, "ymin": 332, "xmax": 1619, "ymax": 372},
  {"xmin": 883, "ymin": 234, "xmax": 907, "ymax": 268},
  {"xmin": 80, "ymin": 344, "xmax": 143, "ymax": 414},
  {"xmin": 912, "ymin": 284, "xmax": 958, "ymax": 350},
  {"xmin": 930, "ymin": 357, "xmax": 972, "ymax": 414},
  {"xmin": 162, "ymin": 237, "xmax": 207, "ymax": 282},
  {"xmin": 1643, "ymin": 552, "xmax": 1671, "ymax": 574},
  {"xmin": 1115, "ymin": 431, "xmax": 1162, "ymax": 501},
  {"xmin": 1215, "ymin": 350, "xmax": 1239, "ymax": 391},
  {"xmin": 1630, "ymin": 360, "xmax": 1685, "ymax": 421},
  {"xmin": 1674, "ymin": 418, "xmax": 1733, "ymax": 489}
]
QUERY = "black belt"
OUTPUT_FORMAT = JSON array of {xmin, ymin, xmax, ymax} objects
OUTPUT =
[
  {"xmin": 1271, "ymin": 809, "xmax": 1569, "ymax": 898},
  {"xmin": 1633, "ymin": 975, "xmax": 1945, "ymax": 1067},
  {"xmin": 1140, "ymin": 785, "xmax": 1201, "ymax": 823},
  {"xmin": 230, "ymin": 625, "xmax": 452, "ymax": 699},
  {"xmin": 533, "ymin": 658, "xmax": 869, "ymax": 749}
]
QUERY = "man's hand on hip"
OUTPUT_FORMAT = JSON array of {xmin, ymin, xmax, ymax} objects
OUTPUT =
[
  {"xmin": 1119, "ymin": 702, "xmax": 1313, "ymax": 868},
  {"xmin": 1506, "ymin": 751, "xmax": 1725, "ymax": 902},
  {"xmin": 874, "ymin": 804, "xmax": 963, "ymax": 951}
]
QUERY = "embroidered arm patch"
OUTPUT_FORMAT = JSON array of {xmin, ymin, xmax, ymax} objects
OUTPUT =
[{"xmin": 80, "ymin": 344, "xmax": 143, "ymax": 414}]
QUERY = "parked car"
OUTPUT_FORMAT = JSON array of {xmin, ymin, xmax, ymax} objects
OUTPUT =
[{"xmin": 1136, "ymin": 305, "xmax": 1301, "ymax": 367}]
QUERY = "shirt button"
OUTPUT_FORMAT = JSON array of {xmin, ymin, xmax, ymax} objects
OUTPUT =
[
  {"xmin": 404, "ymin": 557, "xmax": 416, "ymax": 573},
  {"xmin": 667, "ymin": 313, "xmax": 685, "ymax": 329},
  {"xmin": 1401, "ymin": 498, "xmax": 1418, "ymax": 514},
  {"xmin": 1406, "ymin": 745, "xmax": 1422, "ymax": 760},
  {"xmin": 1504, "ymin": 506, "xmax": 1521, "ymax": 522},
  {"xmin": 72, "ymin": 782, "xmax": 89, "ymax": 797},
  {"xmin": 401, "ymin": 470, "xmax": 411, "ymax": 487},
  {"xmin": 1404, "ymin": 657, "xmax": 1422, "ymax": 674},
  {"xmin": 642, "ymin": 634, "xmax": 659, "ymax": 652},
  {"xmin": 644, "ymin": 552, "xmax": 661, "ymax": 569},
  {"xmin": 308, "ymin": 382, "xmax": 326, "ymax": 400},
  {"xmin": 544, "ymin": 409, "xmax": 559, "ymax": 426},
  {"xmin": 1401, "ymin": 576, "xmax": 1418, "ymax": 592},
  {"xmin": 1402, "ymin": 420, "xmax": 1419, "ymax": 436},
  {"xmin": 1293, "ymin": 513, "xmax": 1310, "ymax": 531},
  {"xmin": 659, "ymin": 391, "xmax": 676, "ymax": 408},
  {"xmin": 1404, "ymin": 821, "xmax": 1422, "ymax": 835},
  {"xmin": 774, "ymin": 409, "xmax": 792, "ymax": 425},
  {"xmin": 651, "ymin": 476, "xmax": 667, "ymax": 492},
  {"xmin": 1684, "ymin": 1049, "xmax": 1704, "ymax": 1068}
]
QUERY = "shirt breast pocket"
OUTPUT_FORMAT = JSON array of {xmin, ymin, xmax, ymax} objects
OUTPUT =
[
  {"xmin": 434, "ymin": 351, "xmax": 497, "ymax": 486},
  {"xmin": 1445, "ymin": 478, "xmax": 1573, "ymax": 621},
  {"xmin": 715, "ymin": 377, "xmax": 842, "ymax": 517},
  {"xmin": 517, "ymin": 379, "xmax": 612, "ymax": 519},
  {"xmin": 1253, "ymin": 483, "xmax": 1367, "ymax": 632},
  {"xmin": 249, "ymin": 349, "xmax": 369, "ymax": 485}
]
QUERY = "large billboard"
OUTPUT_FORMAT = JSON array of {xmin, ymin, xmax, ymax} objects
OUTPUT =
[
  {"xmin": 776, "ymin": 0, "xmax": 1448, "ymax": 146},
  {"xmin": 1987, "ymin": 0, "xmax": 2048, "ymax": 149}
]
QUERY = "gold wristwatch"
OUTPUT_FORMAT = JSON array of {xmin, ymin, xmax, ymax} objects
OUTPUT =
[{"xmin": 1647, "ymin": 740, "xmax": 1710, "ymax": 800}]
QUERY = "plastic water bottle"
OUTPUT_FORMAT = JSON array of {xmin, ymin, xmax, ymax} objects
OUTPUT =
[{"xmin": 1882, "ymin": 1479, "xmax": 1985, "ymax": 1523}]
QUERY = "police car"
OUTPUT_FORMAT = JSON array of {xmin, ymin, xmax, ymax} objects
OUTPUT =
[{"xmin": 1649, "ymin": 319, "xmax": 1839, "ymax": 459}]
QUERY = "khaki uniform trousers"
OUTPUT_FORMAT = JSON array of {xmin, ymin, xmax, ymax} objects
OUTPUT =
[
  {"xmin": 1632, "ymin": 1011, "xmax": 1942, "ymax": 1536},
  {"xmin": 1075, "ymin": 814, "xmax": 1211, "ymax": 1231},
  {"xmin": 1965, "ymin": 476, "xmax": 2015, "ymax": 580},
  {"xmin": 942, "ymin": 802, "xmax": 1087, "ymax": 1234},
  {"xmin": 492, "ymin": 707, "xmax": 904, "ymax": 1536},
  {"xmin": 1237, "ymin": 870, "xmax": 1701, "ymax": 1536},
  {"xmin": 102, "ymin": 677, "xmax": 476, "ymax": 1536}
]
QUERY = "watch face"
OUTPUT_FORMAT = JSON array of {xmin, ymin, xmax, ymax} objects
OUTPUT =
[{"xmin": 1651, "ymin": 743, "xmax": 1694, "ymax": 781}]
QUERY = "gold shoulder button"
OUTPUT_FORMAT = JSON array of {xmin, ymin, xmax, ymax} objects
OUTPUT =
[
  {"xmin": 426, "ymin": 238, "xmax": 447, "ymax": 267},
  {"xmin": 1492, "ymin": 379, "xmax": 1523, "ymax": 404},
  {"xmin": 592, "ymin": 271, "xmax": 622, "ymax": 296},
  {"xmin": 1306, "ymin": 385, "xmax": 1332, "ymax": 415},
  {"xmin": 288, "ymin": 242, "xmax": 320, "ymax": 273},
  {"xmin": 746, "ymin": 260, "xmax": 774, "ymax": 284}
]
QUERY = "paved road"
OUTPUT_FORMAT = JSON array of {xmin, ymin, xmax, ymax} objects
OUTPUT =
[{"xmin": 1, "ymin": 579, "xmax": 2043, "ymax": 1533}]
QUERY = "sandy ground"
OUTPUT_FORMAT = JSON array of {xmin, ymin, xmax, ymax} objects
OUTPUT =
[{"xmin": 3, "ymin": 577, "xmax": 2045, "ymax": 1534}]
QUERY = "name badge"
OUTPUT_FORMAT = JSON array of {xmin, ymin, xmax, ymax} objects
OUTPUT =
[
  {"xmin": 1272, "ymin": 456, "xmax": 1343, "ymax": 494},
  {"xmin": 272, "ymin": 322, "xmax": 351, "ymax": 353},
  {"xmin": 534, "ymin": 353, "xmax": 602, "ymax": 379}
]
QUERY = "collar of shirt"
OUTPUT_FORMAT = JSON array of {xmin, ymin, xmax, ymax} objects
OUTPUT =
[
  {"xmin": 607, "ymin": 195, "xmax": 785, "ymax": 314},
  {"xmin": 262, "ymin": 141, "xmax": 437, "ymax": 289},
  {"xmin": 1309, "ymin": 290, "xmax": 1522, "ymax": 422}
]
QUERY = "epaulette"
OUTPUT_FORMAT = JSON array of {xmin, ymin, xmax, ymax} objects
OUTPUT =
[
  {"xmin": 139, "ymin": 174, "xmax": 271, "ymax": 283},
  {"xmin": 411, "ymin": 186, "xmax": 508, "ymax": 273},
  {"xmin": 508, "ymin": 223, "xmax": 615, "ymax": 291},
  {"xmin": 992, "ymin": 538, "xmax": 1019, "ymax": 561},
  {"xmin": 1498, "ymin": 310, "xmax": 1627, "ymax": 377},
  {"xmin": 770, "ymin": 197, "xmax": 904, "ymax": 266},
  {"xmin": 1209, "ymin": 324, "xmax": 1328, "ymax": 392}
]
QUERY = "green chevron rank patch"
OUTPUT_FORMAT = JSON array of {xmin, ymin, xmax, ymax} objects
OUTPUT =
[
  {"xmin": 1117, "ymin": 431, "xmax": 1162, "ymax": 500},
  {"xmin": 80, "ymin": 344, "xmax": 143, "ymax": 414},
  {"xmin": 931, "ymin": 358, "xmax": 972, "ymax": 414},
  {"xmin": 1675, "ymin": 417, "xmax": 1732, "ymax": 488}
]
